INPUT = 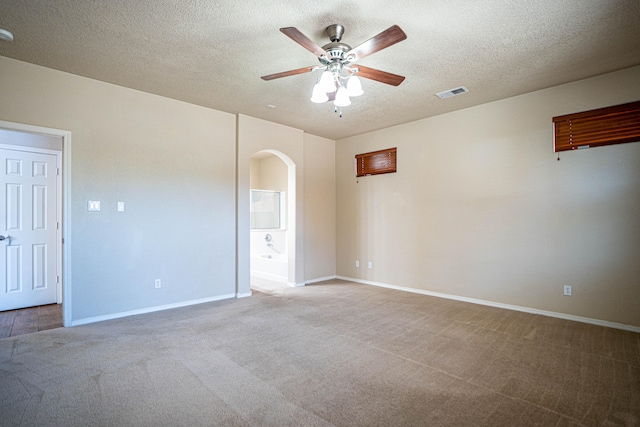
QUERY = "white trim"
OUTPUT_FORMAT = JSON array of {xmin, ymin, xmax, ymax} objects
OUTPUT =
[
  {"xmin": 0, "ymin": 121, "xmax": 72, "ymax": 327},
  {"xmin": 305, "ymin": 275, "xmax": 337, "ymax": 285},
  {"xmin": 236, "ymin": 291, "xmax": 252, "ymax": 298},
  {"xmin": 337, "ymin": 276, "xmax": 640, "ymax": 333},
  {"xmin": 288, "ymin": 282, "xmax": 305, "ymax": 288},
  {"xmin": 71, "ymin": 293, "xmax": 236, "ymax": 326},
  {"xmin": 0, "ymin": 144, "xmax": 60, "ymax": 155}
]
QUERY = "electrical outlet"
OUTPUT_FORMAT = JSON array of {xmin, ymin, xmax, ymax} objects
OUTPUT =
[
  {"xmin": 368, "ymin": 261, "xmax": 372, "ymax": 269},
  {"xmin": 155, "ymin": 279, "xmax": 161, "ymax": 289},
  {"xmin": 563, "ymin": 285, "xmax": 572, "ymax": 296},
  {"xmin": 355, "ymin": 260, "xmax": 359, "ymax": 268}
]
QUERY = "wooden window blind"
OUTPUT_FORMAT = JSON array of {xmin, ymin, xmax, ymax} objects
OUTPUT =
[
  {"xmin": 552, "ymin": 100, "xmax": 640, "ymax": 152},
  {"xmin": 355, "ymin": 147, "xmax": 397, "ymax": 177}
]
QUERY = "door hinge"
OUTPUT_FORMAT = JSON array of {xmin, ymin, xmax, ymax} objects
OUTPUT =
[
  {"xmin": 56, "ymin": 276, "xmax": 60, "ymax": 284},
  {"xmin": 57, "ymin": 168, "xmax": 60, "ymax": 176},
  {"xmin": 57, "ymin": 222, "xmax": 60, "ymax": 230}
]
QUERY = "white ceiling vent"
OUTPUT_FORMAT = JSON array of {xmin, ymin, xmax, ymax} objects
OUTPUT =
[{"xmin": 436, "ymin": 86, "xmax": 469, "ymax": 99}]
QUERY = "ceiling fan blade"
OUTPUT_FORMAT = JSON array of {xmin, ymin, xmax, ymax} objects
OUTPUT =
[
  {"xmin": 354, "ymin": 65, "xmax": 405, "ymax": 86},
  {"xmin": 280, "ymin": 27, "xmax": 327, "ymax": 57},
  {"xmin": 261, "ymin": 66, "xmax": 318, "ymax": 81},
  {"xmin": 346, "ymin": 25, "xmax": 407, "ymax": 61}
]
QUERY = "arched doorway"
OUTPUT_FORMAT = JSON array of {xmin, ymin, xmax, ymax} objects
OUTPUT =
[{"xmin": 248, "ymin": 150, "xmax": 297, "ymax": 292}]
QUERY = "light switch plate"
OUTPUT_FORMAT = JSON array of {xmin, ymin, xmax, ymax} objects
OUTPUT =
[
  {"xmin": 117, "ymin": 202, "xmax": 125, "ymax": 212},
  {"xmin": 88, "ymin": 201, "xmax": 101, "ymax": 211}
]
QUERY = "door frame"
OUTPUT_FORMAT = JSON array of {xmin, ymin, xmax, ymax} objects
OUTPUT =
[{"xmin": 0, "ymin": 121, "xmax": 72, "ymax": 327}]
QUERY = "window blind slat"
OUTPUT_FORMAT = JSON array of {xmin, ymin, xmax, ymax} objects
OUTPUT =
[{"xmin": 555, "ymin": 127, "xmax": 640, "ymax": 142}]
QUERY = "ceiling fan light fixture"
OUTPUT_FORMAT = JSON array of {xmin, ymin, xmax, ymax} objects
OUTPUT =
[
  {"xmin": 334, "ymin": 85, "xmax": 351, "ymax": 107},
  {"xmin": 310, "ymin": 82, "xmax": 329, "ymax": 103},
  {"xmin": 0, "ymin": 28, "xmax": 14, "ymax": 41},
  {"xmin": 320, "ymin": 69, "xmax": 336, "ymax": 93},
  {"xmin": 347, "ymin": 75, "xmax": 363, "ymax": 97}
]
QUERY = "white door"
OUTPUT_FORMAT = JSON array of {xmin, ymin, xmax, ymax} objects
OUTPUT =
[{"xmin": 1, "ymin": 148, "xmax": 58, "ymax": 311}]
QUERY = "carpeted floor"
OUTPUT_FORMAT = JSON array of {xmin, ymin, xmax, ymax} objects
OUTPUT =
[{"xmin": 0, "ymin": 279, "xmax": 638, "ymax": 426}]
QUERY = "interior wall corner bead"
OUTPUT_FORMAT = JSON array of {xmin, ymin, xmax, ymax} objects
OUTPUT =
[
  {"xmin": 355, "ymin": 147, "xmax": 397, "ymax": 177},
  {"xmin": 552, "ymin": 100, "xmax": 640, "ymax": 153}
]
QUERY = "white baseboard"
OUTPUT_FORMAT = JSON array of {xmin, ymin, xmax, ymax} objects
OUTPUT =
[
  {"xmin": 288, "ymin": 282, "xmax": 306, "ymax": 288},
  {"xmin": 337, "ymin": 276, "xmax": 640, "ymax": 333},
  {"xmin": 305, "ymin": 275, "xmax": 337, "ymax": 285},
  {"xmin": 70, "ymin": 293, "xmax": 236, "ymax": 327},
  {"xmin": 236, "ymin": 291, "xmax": 252, "ymax": 298}
]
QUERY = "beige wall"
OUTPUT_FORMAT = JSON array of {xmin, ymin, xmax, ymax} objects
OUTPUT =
[
  {"xmin": 249, "ymin": 158, "xmax": 261, "ymax": 189},
  {"xmin": 0, "ymin": 56, "xmax": 237, "ymax": 323},
  {"xmin": 304, "ymin": 133, "xmax": 337, "ymax": 281},
  {"xmin": 336, "ymin": 66, "xmax": 640, "ymax": 327},
  {"xmin": 249, "ymin": 155, "xmax": 288, "ymax": 191},
  {"xmin": 259, "ymin": 156, "xmax": 288, "ymax": 191},
  {"xmin": 0, "ymin": 57, "xmax": 339, "ymax": 322},
  {"xmin": 11, "ymin": 50, "xmax": 636, "ymax": 328}
]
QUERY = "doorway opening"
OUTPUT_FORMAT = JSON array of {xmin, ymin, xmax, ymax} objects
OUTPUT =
[
  {"xmin": 249, "ymin": 150, "xmax": 296, "ymax": 294},
  {"xmin": 0, "ymin": 121, "xmax": 71, "ymax": 328},
  {"xmin": 0, "ymin": 304, "xmax": 62, "ymax": 338}
]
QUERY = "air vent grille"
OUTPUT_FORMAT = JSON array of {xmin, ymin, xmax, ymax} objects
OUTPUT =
[{"xmin": 436, "ymin": 86, "xmax": 469, "ymax": 99}]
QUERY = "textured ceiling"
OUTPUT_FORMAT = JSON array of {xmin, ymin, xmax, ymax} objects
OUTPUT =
[{"xmin": 1, "ymin": 0, "xmax": 639, "ymax": 140}]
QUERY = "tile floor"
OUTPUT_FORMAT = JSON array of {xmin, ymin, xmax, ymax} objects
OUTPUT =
[
  {"xmin": 0, "ymin": 304, "xmax": 63, "ymax": 338},
  {"xmin": 250, "ymin": 275, "xmax": 289, "ymax": 294}
]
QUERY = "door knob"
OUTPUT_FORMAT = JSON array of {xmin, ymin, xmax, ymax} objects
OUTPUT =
[{"xmin": 0, "ymin": 235, "xmax": 8, "ymax": 241}]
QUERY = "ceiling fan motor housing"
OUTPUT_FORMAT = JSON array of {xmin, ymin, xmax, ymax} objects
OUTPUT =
[
  {"xmin": 322, "ymin": 42, "xmax": 351, "ymax": 59},
  {"xmin": 325, "ymin": 24, "xmax": 345, "ymax": 42},
  {"xmin": 322, "ymin": 25, "xmax": 352, "ymax": 62}
]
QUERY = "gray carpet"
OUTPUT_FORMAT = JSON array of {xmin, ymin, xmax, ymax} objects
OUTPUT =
[{"xmin": 1, "ymin": 279, "xmax": 638, "ymax": 426}]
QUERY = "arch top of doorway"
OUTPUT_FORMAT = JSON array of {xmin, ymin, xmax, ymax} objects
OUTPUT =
[{"xmin": 251, "ymin": 149, "xmax": 295, "ymax": 167}]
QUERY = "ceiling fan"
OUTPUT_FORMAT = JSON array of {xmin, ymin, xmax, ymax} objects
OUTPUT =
[{"xmin": 261, "ymin": 24, "xmax": 407, "ymax": 112}]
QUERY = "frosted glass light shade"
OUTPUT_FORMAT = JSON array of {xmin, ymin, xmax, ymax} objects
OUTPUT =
[
  {"xmin": 320, "ymin": 70, "xmax": 337, "ymax": 93},
  {"xmin": 347, "ymin": 75, "xmax": 363, "ymax": 97},
  {"xmin": 310, "ymin": 82, "xmax": 329, "ymax": 103},
  {"xmin": 0, "ymin": 28, "xmax": 14, "ymax": 41},
  {"xmin": 334, "ymin": 85, "xmax": 351, "ymax": 107}
]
